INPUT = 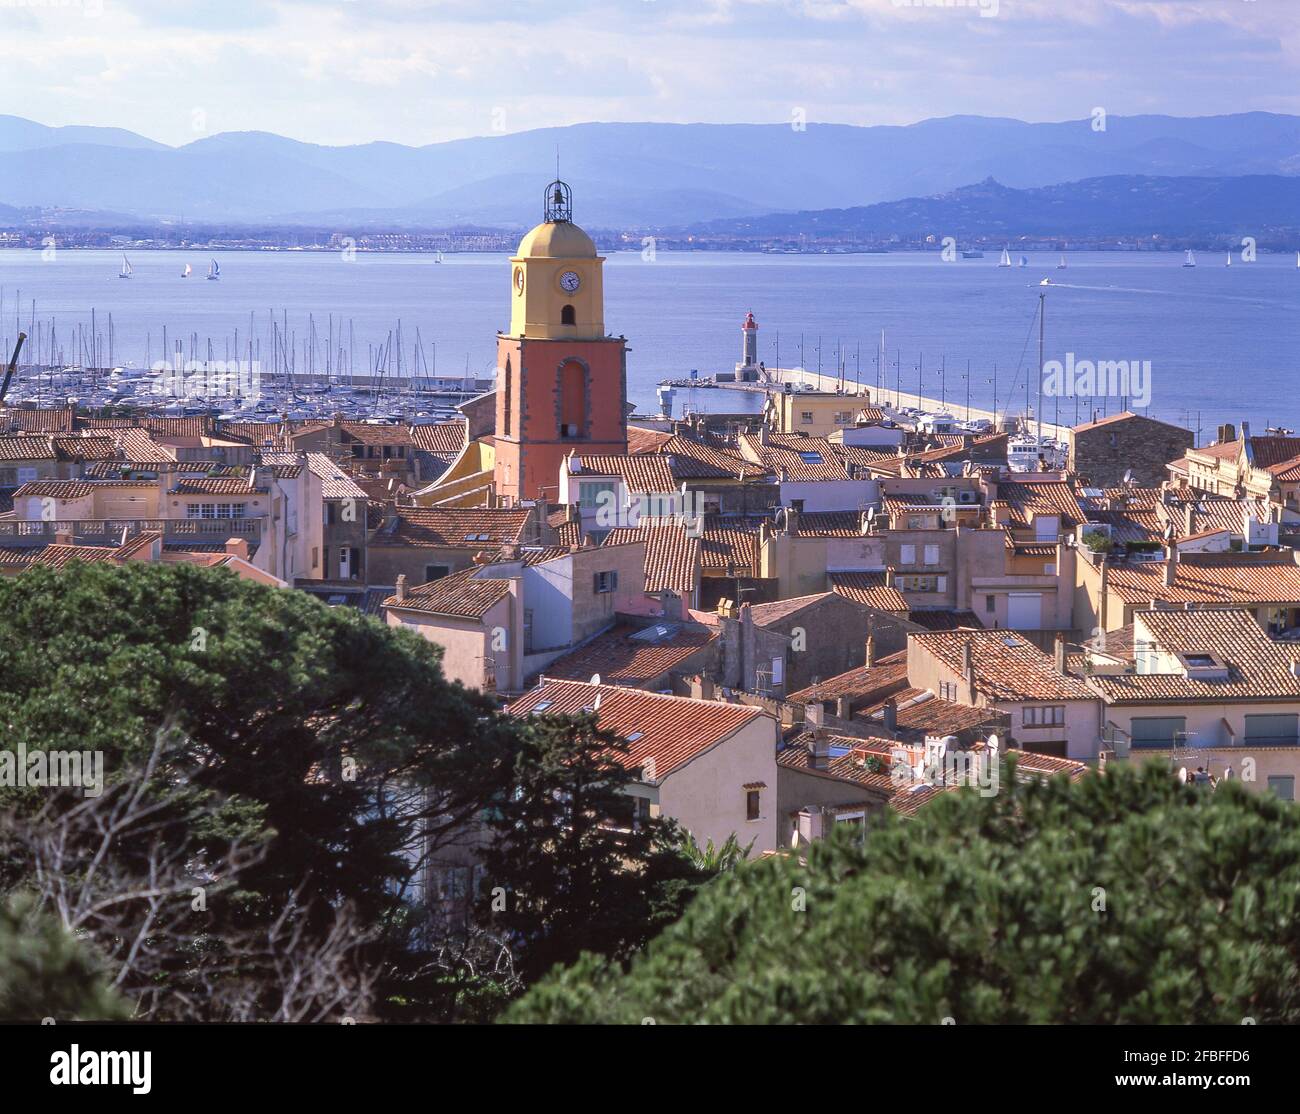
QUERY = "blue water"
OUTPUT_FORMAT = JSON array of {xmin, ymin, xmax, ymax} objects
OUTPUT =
[{"xmin": 1, "ymin": 248, "xmax": 1297, "ymax": 437}]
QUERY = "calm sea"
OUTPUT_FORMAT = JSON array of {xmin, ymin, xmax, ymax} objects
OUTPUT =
[{"xmin": 2, "ymin": 248, "xmax": 1297, "ymax": 439}]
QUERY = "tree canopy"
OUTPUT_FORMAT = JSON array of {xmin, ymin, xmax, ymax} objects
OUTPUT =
[{"xmin": 508, "ymin": 761, "xmax": 1300, "ymax": 1024}]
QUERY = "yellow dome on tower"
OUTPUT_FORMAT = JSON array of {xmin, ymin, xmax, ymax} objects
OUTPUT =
[{"xmin": 516, "ymin": 219, "xmax": 597, "ymax": 260}]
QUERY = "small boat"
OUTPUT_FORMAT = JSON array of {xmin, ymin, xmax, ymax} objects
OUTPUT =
[
  {"xmin": 1039, "ymin": 278, "xmax": 1052, "ymax": 286},
  {"xmin": 1018, "ymin": 255, "xmax": 1029, "ymax": 268},
  {"xmin": 961, "ymin": 249, "xmax": 984, "ymax": 259},
  {"xmin": 1296, "ymin": 252, "xmax": 1299, "ymax": 269},
  {"xmin": 1057, "ymin": 254, "xmax": 1067, "ymax": 269},
  {"xmin": 1183, "ymin": 249, "xmax": 1196, "ymax": 268},
  {"xmin": 181, "ymin": 264, "xmax": 192, "ymax": 278},
  {"xmin": 119, "ymin": 255, "xmax": 132, "ymax": 279},
  {"xmin": 434, "ymin": 251, "xmax": 445, "ymax": 264},
  {"xmin": 207, "ymin": 258, "xmax": 220, "ymax": 280},
  {"xmin": 1225, "ymin": 253, "xmax": 1232, "ymax": 268},
  {"xmin": 998, "ymin": 247, "xmax": 1012, "ymax": 268}
]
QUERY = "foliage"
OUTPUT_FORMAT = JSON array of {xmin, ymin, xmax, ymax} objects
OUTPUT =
[
  {"xmin": 476, "ymin": 711, "xmax": 709, "ymax": 984},
  {"xmin": 507, "ymin": 762, "xmax": 1300, "ymax": 1024},
  {"xmin": 0, "ymin": 562, "xmax": 518, "ymax": 1020},
  {"xmin": 0, "ymin": 894, "xmax": 129, "ymax": 1021},
  {"xmin": 1080, "ymin": 530, "xmax": 1113, "ymax": 554},
  {"xmin": 681, "ymin": 832, "xmax": 755, "ymax": 874}
]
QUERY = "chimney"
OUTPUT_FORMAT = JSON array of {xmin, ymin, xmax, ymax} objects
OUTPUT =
[
  {"xmin": 224, "ymin": 537, "xmax": 250, "ymax": 561},
  {"xmin": 865, "ymin": 634, "xmax": 877, "ymax": 668},
  {"xmin": 53, "ymin": 529, "xmax": 74, "ymax": 546},
  {"xmin": 1053, "ymin": 633, "xmax": 1067, "ymax": 675},
  {"xmin": 395, "ymin": 573, "xmax": 407, "ymax": 601},
  {"xmin": 804, "ymin": 702, "xmax": 825, "ymax": 728},
  {"xmin": 962, "ymin": 639, "xmax": 974, "ymax": 683},
  {"xmin": 835, "ymin": 696, "xmax": 852, "ymax": 720},
  {"xmin": 883, "ymin": 698, "xmax": 898, "ymax": 734},
  {"xmin": 660, "ymin": 591, "xmax": 684, "ymax": 622},
  {"xmin": 1183, "ymin": 501, "xmax": 1195, "ymax": 537},
  {"xmin": 808, "ymin": 731, "xmax": 832, "ymax": 771},
  {"xmin": 759, "ymin": 423, "xmax": 770, "ymax": 446},
  {"xmin": 1164, "ymin": 539, "xmax": 1178, "ymax": 587}
]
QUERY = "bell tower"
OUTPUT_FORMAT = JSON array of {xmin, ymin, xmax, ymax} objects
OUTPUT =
[{"xmin": 494, "ymin": 180, "xmax": 628, "ymax": 503}]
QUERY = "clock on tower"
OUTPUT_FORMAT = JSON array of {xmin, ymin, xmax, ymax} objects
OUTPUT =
[{"xmin": 494, "ymin": 181, "xmax": 628, "ymax": 503}]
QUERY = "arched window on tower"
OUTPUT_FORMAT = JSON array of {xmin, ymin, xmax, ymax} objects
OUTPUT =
[
  {"xmin": 502, "ymin": 356, "xmax": 512, "ymax": 436},
  {"xmin": 561, "ymin": 304, "xmax": 576, "ymax": 326},
  {"xmin": 558, "ymin": 361, "xmax": 587, "ymax": 439}
]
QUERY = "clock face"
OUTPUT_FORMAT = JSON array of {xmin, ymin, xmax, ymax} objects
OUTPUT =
[
  {"xmin": 514, "ymin": 266, "xmax": 525, "ymax": 295},
  {"xmin": 559, "ymin": 270, "xmax": 581, "ymax": 293}
]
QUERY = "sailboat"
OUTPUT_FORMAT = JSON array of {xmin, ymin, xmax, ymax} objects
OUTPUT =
[
  {"xmin": 1225, "ymin": 253, "xmax": 1232, "ymax": 268},
  {"xmin": 1182, "ymin": 249, "xmax": 1196, "ymax": 268},
  {"xmin": 207, "ymin": 258, "xmax": 220, "ymax": 281},
  {"xmin": 119, "ymin": 255, "xmax": 132, "ymax": 279},
  {"xmin": 181, "ymin": 264, "xmax": 192, "ymax": 278},
  {"xmin": 1018, "ymin": 255, "xmax": 1029, "ymax": 268},
  {"xmin": 998, "ymin": 247, "xmax": 1012, "ymax": 268},
  {"xmin": 434, "ymin": 250, "xmax": 444, "ymax": 264},
  {"xmin": 1057, "ymin": 254, "xmax": 1067, "ymax": 269}
]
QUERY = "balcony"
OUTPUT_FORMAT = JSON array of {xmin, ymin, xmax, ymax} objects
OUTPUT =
[{"xmin": 0, "ymin": 517, "xmax": 264, "ymax": 545}]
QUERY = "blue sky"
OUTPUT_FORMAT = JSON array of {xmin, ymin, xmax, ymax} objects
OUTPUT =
[{"xmin": 2, "ymin": 0, "xmax": 1297, "ymax": 146}]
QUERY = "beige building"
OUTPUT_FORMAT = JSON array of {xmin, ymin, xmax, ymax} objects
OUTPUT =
[
  {"xmin": 1085, "ymin": 607, "xmax": 1300, "ymax": 801},
  {"xmin": 509, "ymin": 679, "xmax": 780, "ymax": 856}
]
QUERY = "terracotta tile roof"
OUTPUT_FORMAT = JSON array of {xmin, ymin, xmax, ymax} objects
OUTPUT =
[
  {"xmin": 1106, "ymin": 552, "xmax": 1300, "ymax": 605},
  {"xmin": 339, "ymin": 421, "xmax": 415, "ymax": 446},
  {"xmin": 112, "ymin": 428, "xmax": 176, "ymax": 463},
  {"xmin": 795, "ymin": 511, "xmax": 862, "ymax": 537},
  {"xmin": 858, "ymin": 689, "xmax": 1002, "ymax": 736},
  {"xmin": 383, "ymin": 567, "xmax": 511, "ymax": 619},
  {"xmin": 143, "ymin": 417, "xmax": 210, "ymax": 440},
  {"xmin": 0, "ymin": 546, "xmax": 41, "ymax": 568},
  {"xmin": 1267, "ymin": 455, "xmax": 1300, "ymax": 482},
  {"xmin": 1248, "ymin": 436, "xmax": 1300, "ymax": 469},
  {"xmin": 12, "ymin": 480, "xmax": 96, "ymax": 500},
  {"xmin": 739, "ymin": 432, "xmax": 852, "ymax": 481},
  {"xmin": 911, "ymin": 628, "xmax": 1095, "ymax": 702},
  {"xmin": 171, "ymin": 477, "xmax": 265, "ymax": 496},
  {"xmin": 575, "ymin": 454, "xmax": 676, "ymax": 493},
  {"xmin": 0, "ymin": 436, "xmax": 57, "ymax": 461},
  {"xmin": 542, "ymin": 623, "xmax": 718, "ymax": 687},
  {"xmin": 657, "ymin": 436, "xmax": 766, "ymax": 481},
  {"xmin": 1163, "ymin": 494, "xmax": 1249, "ymax": 539},
  {"xmin": 52, "ymin": 434, "xmax": 118, "ymax": 461},
  {"xmin": 603, "ymin": 524, "xmax": 699, "ymax": 594},
  {"xmin": 786, "ymin": 650, "xmax": 910, "ymax": 710},
  {"xmin": 1188, "ymin": 440, "xmax": 1241, "ymax": 462},
  {"xmin": 375, "ymin": 507, "xmax": 532, "ymax": 548},
  {"xmin": 996, "ymin": 478, "xmax": 1086, "ymax": 530},
  {"xmin": 1085, "ymin": 607, "xmax": 1300, "ymax": 704},
  {"xmin": 0, "ymin": 407, "xmax": 75, "ymax": 433},
  {"xmin": 410, "ymin": 420, "xmax": 467, "ymax": 459},
  {"xmin": 830, "ymin": 571, "xmax": 907, "ymax": 612},
  {"xmin": 904, "ymin": 609, "xmax": 983, "ymax": 631},
  {"xmin": 626, "ymin": 425, "xmax": 674, "ymax": 454},
  {"xmin": 220, "ymin": 421, "xmax": 286, "ymax": 448},
  {"xmin": 749, "ymin": 591, "xmax": 854, "ymax": 627},
  {"xmin": 264, "ymin": 451, "xmax": 369, "ymax": 499},
  {"xmin": 29, "ymin": 544, "xmax": 122, "ymax": 570},
  {"xmin": 553, "ymin": 519, "xmax": 583, "ymax": 547},
  {"xmin": 699, "ymin": 519, "xmax": 757, "ymax": 573},
  {"xmin": 508, "ymin": 679, "xmax": 766, "ymax": 780}
]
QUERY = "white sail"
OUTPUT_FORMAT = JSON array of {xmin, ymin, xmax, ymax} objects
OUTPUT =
[
  {"xmin": 999, "ymin": 247, "xmax": 1012, "ymax": 267},
  {"xmin": 1058, "ymin": 254, "xmax": 1067, "ymax": 269},
  {"xmin": 119, "ymin": 255, "xmax": 132, "ymax": 278},
  {"xmin": 182, "ymin": 264, "xmax": 192, "ymax": 277},
  {"xmin": 1183, "ymin": 249, "xmax": 1196, "ymax": 268},
  {"xmin": 207, "ymin": 258, "xmax": 220, "ymax": 280}
]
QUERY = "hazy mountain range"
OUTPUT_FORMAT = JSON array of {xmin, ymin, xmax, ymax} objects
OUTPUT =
[
  {"xmin": 3, "ymin": 112, "xmax": 1300, "ymax": 231},
  {"xmin": 695, "ymin": 175, "xmax": 1300, "ymax": 243}
]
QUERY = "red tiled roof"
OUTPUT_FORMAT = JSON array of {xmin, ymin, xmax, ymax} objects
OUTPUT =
[
  {"xmin": 11, "ymin": 480, "xmax": 96, "ymax": 500},
  {"xmin": 576, "ymin": 454, "xmax": 676, "ymax": 493},
  {"xmin": 996, "ymin": 478, "xmax": 1086, "ymax": 530},
  {"xmin": 603, "ymin": 524, "xmax": 699, "ymax": 594},
  {"xmin": 171, "ymin": 478, "xmax": 266, "ymax": 495},
  {"xmin": 786, "ymin": 650, "xmax": 910, "ymax": 709},
  {"xmin": 508, "ymin": 679, "xmax": 765, "ymax": 780},
  {"xmin": 383, "ymin": 567, "xmax": 511, "ymax": 619},
  {"xmin": 911, "ymin": 628, "xmax": 1094, "ymax": 702},
  {"xmin": 375, "ymin": 507, "xmax": 532, "ymax": 548},
  {"xmin": 410, "ymin": 420, "xmax": 467, "ymax": 458},
  {"xmin": 1106, "ymin": 552, "xmax": 1300, "ymax": 605},
  {"xmin": 542, "ymin": 623, "xmax": 718, "ymax": 687},
  {"xmin": 830, "ymin": 571, "xmax": 907, "ymax": 612}
]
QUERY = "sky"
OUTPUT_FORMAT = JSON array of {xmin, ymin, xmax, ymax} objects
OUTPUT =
[{"xmin": 1, "ymin": 0, "xmax": 1298, "ymax": 148}]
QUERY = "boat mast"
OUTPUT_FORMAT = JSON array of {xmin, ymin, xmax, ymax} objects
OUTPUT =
[{"xmin": 1037, "ymin": 290, "xmax": 1046, "ymax": 455}]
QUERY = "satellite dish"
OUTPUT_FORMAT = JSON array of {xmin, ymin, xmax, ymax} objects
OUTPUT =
[
  {"xmin": 1122, "ymin": 468, "xmax": 1134, "ymax": 486},
  {"xmin": 987, "ymin": 733, "xmax": 1000, "ymax": 757},
  {"xmin": 860, "ymin": 506, "xmax": 876, "ymax": 535},
  {"xmin": 590, "ymin": 673, "xmax": 601, "ymax": 685},
  {"xmin": 1177, "ymin": 766, "xmax": 1188, "ymax": 784}
]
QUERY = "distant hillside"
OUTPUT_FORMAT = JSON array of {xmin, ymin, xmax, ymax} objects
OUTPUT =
[
  {"xmin": 0, "ymin": 112, "xmax": 1299, "ymax": 228},
  {"xmin": 693, "ymin": 175, "xmax": 1300, "ymax": 243}
]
